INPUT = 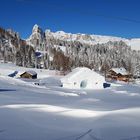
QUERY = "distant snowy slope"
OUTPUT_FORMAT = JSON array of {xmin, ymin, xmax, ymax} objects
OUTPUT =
[
  {"xmin": 52, "ymin": 32, "xmax": 140, "ymax": 50},
  {"xmin": 128, "ymin": 39, "xmax": 140, "ymax": 50}
]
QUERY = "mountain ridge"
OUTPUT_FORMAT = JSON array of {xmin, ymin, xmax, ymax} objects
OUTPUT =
[{"xmin": 27, "ymin": 24, "xmax": 140, "ymax": 51}]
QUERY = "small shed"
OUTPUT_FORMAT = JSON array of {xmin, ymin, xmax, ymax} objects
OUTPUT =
[
  {"xmin": 107, "ymin": 67, "xmax": 131, "ymax": 82},
  {"xmin": 20, "ymin": 70, "xmax": 37, "ymax": 79},
  {"xmin": 61, "ymin": 67, "xmax": 105, "ymax": 89}
]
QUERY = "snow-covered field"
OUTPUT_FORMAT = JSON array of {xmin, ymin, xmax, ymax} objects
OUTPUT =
[{"xmin": 0, "ymin": 63, "xmax": 140, "ymax": 140}]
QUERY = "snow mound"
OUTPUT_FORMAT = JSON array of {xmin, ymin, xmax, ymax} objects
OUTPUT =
[{"xmin": 61, "ymin": 67, "xmax": 105, "ymax": 89}]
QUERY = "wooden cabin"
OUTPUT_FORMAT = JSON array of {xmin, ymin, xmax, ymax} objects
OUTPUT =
[
  {"xmin": 20, "ymin": 70, "xmax": 37, "ymax": 79},
  {"xmin": 107, "ymin": 67, "xmax": 131, "ymax": 82}
]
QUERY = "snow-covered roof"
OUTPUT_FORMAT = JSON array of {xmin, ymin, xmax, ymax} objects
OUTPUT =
[
  {"xmin": 111, "ymin": 67, "xmax": 128, "ymax": 75},
  {"xmin": 25, "ymin": 70, "xmax": 37, "ymax": 76}
]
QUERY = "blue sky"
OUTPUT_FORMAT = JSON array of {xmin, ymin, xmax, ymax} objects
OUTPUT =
[{"xmin": 0, "ymin": 0, "xmax": 140, "ymax": 39}]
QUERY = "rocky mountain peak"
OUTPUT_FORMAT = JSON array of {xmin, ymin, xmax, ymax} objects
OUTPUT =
[{"xmin": 32, "ymin": 24, "xmax": 43, "ymax": 35}]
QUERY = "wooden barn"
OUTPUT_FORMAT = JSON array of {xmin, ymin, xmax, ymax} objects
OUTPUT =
[
  {"xmin": 20, "ymin": 70, "xmax": 37, "ymax": 79},
  {"xmin": 107, "ymin": 67, "xmax": 131, "ymax": 82}
]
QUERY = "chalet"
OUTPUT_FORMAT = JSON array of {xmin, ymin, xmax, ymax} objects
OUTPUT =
[
  {"xmin": 20, "ymin": 70, "xmax": 37, "ymax": 79},
  {"xmin": 107, "ymin": 67, "xmax": 131, "ymax": 82}
]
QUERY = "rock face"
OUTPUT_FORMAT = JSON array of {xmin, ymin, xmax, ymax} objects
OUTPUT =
[
  {"xmin": 27, "ymin": 24, "xmax": 44, "ymax": 50},
  {"xmin": 0, "ymin": 24, "xmax": 140, "ymax": 75},
  {"xmin": 0, "ymin": 27, "xmax": 35, "ymax": 67},
  {"xmin": 0, "ymin": 28, "xmax": 18, "ymax": 62}
]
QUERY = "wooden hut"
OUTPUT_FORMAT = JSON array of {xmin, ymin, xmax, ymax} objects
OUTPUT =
[
  {"xmin": 107, "ymin": 67, "xmax": 131, "ymax": 82},
  {"xmin": 20, "ymin": 70, "xmax": 37, "ymax": 79}
]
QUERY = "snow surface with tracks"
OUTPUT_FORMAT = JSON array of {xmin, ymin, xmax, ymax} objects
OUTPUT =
[{"xmin": 0, "ymin": 63, "xmax": 140, "ymax": 140}]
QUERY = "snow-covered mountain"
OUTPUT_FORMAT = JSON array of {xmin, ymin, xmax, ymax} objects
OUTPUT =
[
  {"xmin": 0, "ymin": 27, "xmax": 20, "ymax": 62},
  {"xmin": 25, "ymin": 24, "xmax": 140, "ymax": 74},
  {"xmin": 0, "ymin": 24, "xmax": 140, "ymax": 74},
  {"xmin": 0, "ymin": 27, "xmax": 35, "ymax": 67},
  {"xmin": 51, "ymin": 31, "xmax": 140, "ymax": 51},
  {"xmin": 27, "ymin": 24, "xmax": 140, "ymax": 51}
]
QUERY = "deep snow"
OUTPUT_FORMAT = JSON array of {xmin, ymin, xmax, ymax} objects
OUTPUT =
[{"xmin": 0, "ymin": 63, "xmax": 140, "ymax": 140}]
